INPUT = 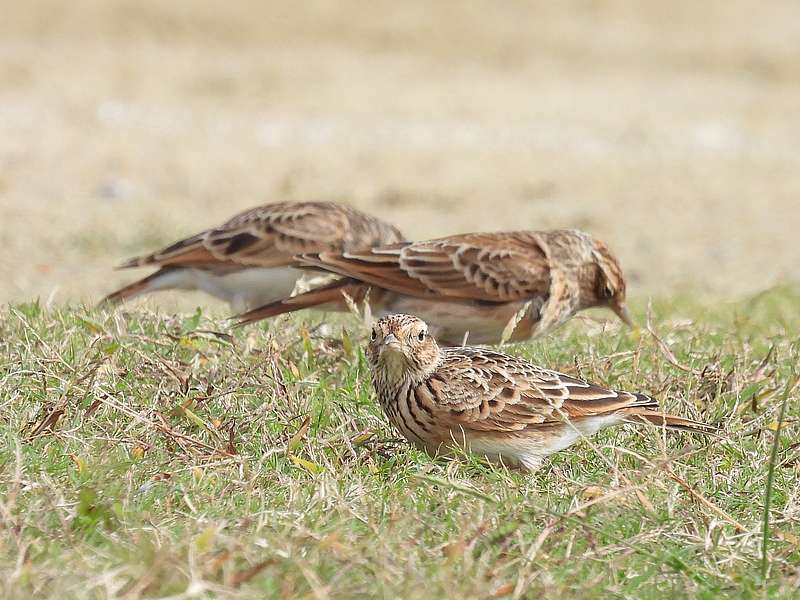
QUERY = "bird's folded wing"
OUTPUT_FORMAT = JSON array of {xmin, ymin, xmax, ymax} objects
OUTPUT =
[
  {"xmin": 426, "ymin": 348, "xmax": 656, "ymax": 433},
  {"xmin": 117, "ymin": 202, "xmax": 355, "ymax": 270},
  {"xmin": 298, "ymin": 232, "xmax": 553, "ymax": 303}
]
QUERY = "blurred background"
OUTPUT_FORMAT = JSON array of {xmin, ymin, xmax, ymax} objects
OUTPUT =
[{"xmin": 2, "ymin": 0, "xmax": 799, "ymax": 308}]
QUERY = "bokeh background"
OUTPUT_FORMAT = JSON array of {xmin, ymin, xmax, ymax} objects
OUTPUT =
[{"xmin": 2, "ymin": 0, "xmax": 799, "ymax": 308}]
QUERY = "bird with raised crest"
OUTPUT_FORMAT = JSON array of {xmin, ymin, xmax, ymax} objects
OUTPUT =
[
  {"xmin": 365, "ymin": 314, "xmax": 715, "ymax": 471},
  {"xmin": 100, "ymin": 201, "xmax": 403, "ymax": 312},
  {"xmin": 236, "ymin": 229, "xmax": 632, "ymax": 345}
]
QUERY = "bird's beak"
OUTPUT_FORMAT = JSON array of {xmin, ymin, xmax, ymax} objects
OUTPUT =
[
  {"xmin": 613, "ymin": 303, "xmax": 634, "ymax": 328},
  {"xmin": 381, "ymin": 332, "xmax": 402, "ymax": 352}
]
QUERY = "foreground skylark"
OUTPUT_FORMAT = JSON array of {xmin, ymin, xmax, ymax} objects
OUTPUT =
[
  {"xmin": 101, "ymin": 201, "xmax": 403, "ymax": 311},
  {"xmin": 366, "ymin": 314, "xmax": 714, "ymax": 470},
  {"xmin": 236, "ymin": 229, "xmax": 631, "ymax": 344}
]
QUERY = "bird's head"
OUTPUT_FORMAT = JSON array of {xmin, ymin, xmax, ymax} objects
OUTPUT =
[
  {"xmin": 588, "ymin": 239, "xmax": 632, "ymax": 328},
  {"xmin": 366, "ymin": 314, "xmax": 441, "ymax": 383}
]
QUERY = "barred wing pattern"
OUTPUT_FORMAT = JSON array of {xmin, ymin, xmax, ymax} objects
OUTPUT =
[
  {"xmin": 429, "ymin": 347, "xmax": 658, "ymax": 433},
  {"xmin": 298, "ymin": 232, "xmax": 553, "ymax": 302},
  {"xmin": 120, "ymin": 201, "xmax": 404, "ymax": 270}
]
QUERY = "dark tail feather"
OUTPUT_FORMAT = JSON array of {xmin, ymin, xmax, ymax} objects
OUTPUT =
[
  {"xmin": 99, "ymin": 269, "xmax": 170, "ymax": 306},
  {"xmin": 116, "ymin": 256, "xmax": 148, "ymax": 269},
  {"xmin": 233, "ymin": 279, "xmax": 368, "ymax": 327},
  {"xmin": 620, "ymin": 408, "xmax": 718, "ymax": 435}
]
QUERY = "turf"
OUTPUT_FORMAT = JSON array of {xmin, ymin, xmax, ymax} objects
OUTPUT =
[{"xmin": 1, "ymin": 288, "xmax": 799, "ymax": 598}]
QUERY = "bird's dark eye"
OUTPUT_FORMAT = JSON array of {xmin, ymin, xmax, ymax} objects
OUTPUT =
[
  {"xmin": 417, "ymin": 331, "xmax": 426, "ymax": 342},
  {"xmin": 371, "ymin": 329, "xmax": 378, "ymax": 341}
]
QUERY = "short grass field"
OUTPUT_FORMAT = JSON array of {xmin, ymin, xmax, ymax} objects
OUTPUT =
[
  {"xmin": 2, "ymin": 288, "xmax": 799, "ymax": 598},
  {"xmin": 2, "ymin": 4, "xmax": 800, "ymax": 596}
]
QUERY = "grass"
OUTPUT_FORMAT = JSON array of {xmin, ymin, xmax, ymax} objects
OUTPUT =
[{"xmin": 1, "ymin": 288, "xmax": 800, "ymax": 598}]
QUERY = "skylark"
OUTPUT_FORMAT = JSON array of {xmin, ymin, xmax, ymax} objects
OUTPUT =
[
  {"xmin": 236, "ymin": 229, "xmax": 632, "ymax": 344},
  {"xmin": 366, "ymin": 314, "xmax": 714, "ymax": 471},
  {"xmin": 101, "ymin": 201, "xmax": 403, "ymax": 311}
]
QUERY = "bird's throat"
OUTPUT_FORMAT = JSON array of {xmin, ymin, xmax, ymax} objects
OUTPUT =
[{"xmin": 379, "ymin": 349, "xmax": 412, "ymax": 385}]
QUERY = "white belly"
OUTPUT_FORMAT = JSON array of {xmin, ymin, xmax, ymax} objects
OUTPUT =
[
  {"xmin": 153, "ymin": 267, "xmax": 301, "ymax": 311},
  {"xmin": 377, "ymin": 296, "xmax": 528, "ymax": 345},
  {"xmin": 467, "ymin": 414, "xmax": 624, "ymax": 471}
]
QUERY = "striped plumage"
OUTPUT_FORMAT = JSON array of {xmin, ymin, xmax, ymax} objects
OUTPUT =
[
  {"xmin": 101, "ymin": 201, "xmax": 403, "ymax": 311},
  {"xmin": 366, "ymin": 314, "xmax": 715, "ymax": 471},
  {"xmin": 236, "ymin": 229, "xmax": 631, "ymax": 345}
]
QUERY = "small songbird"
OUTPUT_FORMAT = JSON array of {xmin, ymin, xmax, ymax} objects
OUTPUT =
[
  {"xmin": 366, "ymin": 314, "xmax": 714, "ymax": 471},
  {"xmin": 100, "ymin": 201, "xmax": 404, "ymax": 311},
  {"xmin": 236, "ymin": 229, "xmax": 632, "ymax": 345}
]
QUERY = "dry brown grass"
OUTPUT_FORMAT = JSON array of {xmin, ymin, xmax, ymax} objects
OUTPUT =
[{"xmin": 1, "ymin": 0, "xmax": 799, "ymax": 308}]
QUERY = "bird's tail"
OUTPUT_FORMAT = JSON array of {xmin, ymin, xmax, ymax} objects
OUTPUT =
[
  {"xmin": 233, "ymin": 278, "xmax": 369, "ymax": 327},
  {"xmin": 620, "ymin": 406, "xmax": 717, "ymax": 435},
  {"xmin": 99, "ymin": 269, "xmax": 173, "ymax": 306}
]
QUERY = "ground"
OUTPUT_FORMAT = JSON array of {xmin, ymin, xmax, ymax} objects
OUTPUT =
[
  {"xmin": 2, "ymin": 1, "xmax": 800, "ymax": 598},
  {"xmin": 2, "ymin": 292, "xmax": 799, "ymax": 597}
]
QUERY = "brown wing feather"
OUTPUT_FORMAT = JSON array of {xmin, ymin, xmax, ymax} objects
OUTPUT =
[
  {"xmin": 298, "ymin": 232, "xmax": 552, "ymax": 303},
  {"xmin": 202, "ymin": 202, "xmax": 353, "ymax": 266},
  {"xmin": 117, "ymin": 232, "xmax": 221, "ymax": 269},
  {"xmin": 117, "ymin": 201, "xmax": 403, "ymax": 271},
  {"xmin": 431, "ymin": 347, "xmax": 659, "ymax": 433}
]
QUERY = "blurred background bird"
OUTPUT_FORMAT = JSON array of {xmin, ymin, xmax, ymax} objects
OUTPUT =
[
  {"xmin": 100, "ymin": 201, "xmax": 403, "ymax": 312},
  {"xmin": 2, "ymin": 1, "xmax": 796, "ymax": 314},
  {"xmin": 236, "ymin": 229, "xmax": 630, "ymax": 344}
]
